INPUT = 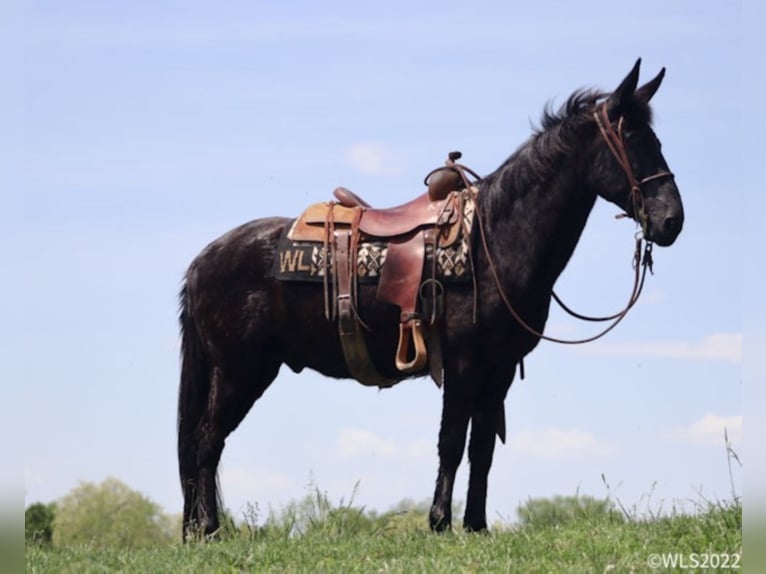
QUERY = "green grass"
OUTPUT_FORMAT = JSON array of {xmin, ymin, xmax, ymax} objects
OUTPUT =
[{"xmin": 26, "ymin": 498, "xmax": 741, "ymax": 573}]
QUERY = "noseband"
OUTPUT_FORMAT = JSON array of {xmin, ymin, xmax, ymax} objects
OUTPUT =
[{"xmin": 594, "ymin": 103, "xmax": 674, "ymax": 235}]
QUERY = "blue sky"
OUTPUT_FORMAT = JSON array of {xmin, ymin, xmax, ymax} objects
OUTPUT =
[{"xmin": 12, "ymin": 1, "xmax": 754, "ymax": 524}]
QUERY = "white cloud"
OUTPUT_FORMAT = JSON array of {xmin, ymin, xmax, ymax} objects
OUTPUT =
[
  {"xmin": 640, "ymin": 289, "xmax": 668, "ymax": 305},
  {"xmin": 335, "ymin": 429, "xmax": 434, "ymax": 461},
  {"xmin": 507, "ymin": 427, "xmax": 614, "ymax": 459},
  {"xmin": 404, "ymin": 438, "xmax": 434, "ymax": 459},
  {"xmin": 668, "ymin": 413, "xmax": 743, "ymax": 447},
  {"xmin": 336, "ymin": 428, "xmax": 398, "ymax": 459},
  {"xmin": 581, "ymin": 333, "xmax": 742, "ymax": 363},
  {"xmin": 220, "ymin": 468, "xmax": 294, "ymax": 493},
  {"xmin": 346, "ymin": 143, "xmax": 405, "ymax": 176},
  {"xmin": 327, "ymin": 473, "xmax": 409, "ymax": 502}
]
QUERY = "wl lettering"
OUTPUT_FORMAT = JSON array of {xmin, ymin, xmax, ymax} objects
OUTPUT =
[{"xmin": 279, "ymin": 250, "xmax": 312, "ymax": 273}]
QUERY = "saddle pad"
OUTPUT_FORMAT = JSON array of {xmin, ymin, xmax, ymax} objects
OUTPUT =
[
  {"xmin": 273, "ymin": 195, "xmax": 475, "ymax": 283},
  {"xmin": 273, "ymin": 235, "xmax": 471, "ymax": 283}
]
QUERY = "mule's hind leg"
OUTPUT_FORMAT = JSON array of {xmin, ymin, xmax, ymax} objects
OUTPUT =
[
  {"xmin": 194, "ymin": 357, "xmax": 281, "ymax": 537},
  {"xmin": 429, "ymin": 384, "xmax": 471, "ymax": 531}
]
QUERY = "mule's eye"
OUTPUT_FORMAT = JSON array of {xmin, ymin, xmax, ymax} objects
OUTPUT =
[{"xmin": 623, "ymin": 130, "xmax": 637, "ymax": 143}]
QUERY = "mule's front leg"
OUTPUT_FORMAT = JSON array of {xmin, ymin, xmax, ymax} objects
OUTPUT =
[
  {"xmin": 463, "ymin": 399, "xmax": 504, "ymax": 531},
  {"xmin": 429, "ymin": 388, "xmax": 470, "ymax": 531}
]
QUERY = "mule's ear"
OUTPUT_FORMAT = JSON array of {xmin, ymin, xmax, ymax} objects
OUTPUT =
[
  {"xmin": 635, "ymin": 67, "xmax": 665, "ymax": 103},
  {"xmin": 606, "ymin": 58, "xmax": 642, "ymax": 116}
]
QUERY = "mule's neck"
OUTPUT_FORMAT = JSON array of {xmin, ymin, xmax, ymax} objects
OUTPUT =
[{"xmin": 478, "ymin": 120, "xmax": 600, "ymax": 295}]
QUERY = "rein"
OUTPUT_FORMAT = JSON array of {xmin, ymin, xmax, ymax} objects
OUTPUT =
[
  {"xmin": 447, "ymin": 101, "xmax": 670, "ymax": 345},
  {"xmin": 475, "ymin": 203, "xmax": 653, "ymax": 345}
]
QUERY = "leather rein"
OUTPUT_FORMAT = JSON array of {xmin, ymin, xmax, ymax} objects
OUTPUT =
[{"xmin": 453, "ymin": 102, "xmax": 674, "ymax": 345}]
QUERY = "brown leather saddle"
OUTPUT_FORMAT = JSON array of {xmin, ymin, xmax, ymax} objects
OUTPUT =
[{"xmin": 287, "ymin": 153, "xmax": 479, "ymax": 387}]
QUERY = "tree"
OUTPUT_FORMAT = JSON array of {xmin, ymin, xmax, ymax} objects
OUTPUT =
[
  {"xmin": 25, "ymin": 502, "xmax": 56, "ymax": 545},
  {"xmin": 52, "ymin": 477, "xmax": 177, "ymax": 549},
  {"xmin": 517, "ymin": 495, "xmax": 624, "ymax": 529}
]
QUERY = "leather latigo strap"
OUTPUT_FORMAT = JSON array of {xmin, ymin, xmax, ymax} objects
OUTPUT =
[{"xmin": 334, "ymin": 230, "xmax": 397, "ymax": 388}]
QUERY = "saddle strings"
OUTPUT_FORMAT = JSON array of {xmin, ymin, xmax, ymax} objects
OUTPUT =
[{"xmin": 323, "ymin": 202, "xmax": 335, "ymax": 322}]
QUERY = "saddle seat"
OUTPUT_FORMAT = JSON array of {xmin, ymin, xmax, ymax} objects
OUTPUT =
[
  {"xmin": 290, "ymin": 189, "xmax": 461, "ymax": 246},
  {"xmin": 332, "ymin": 164, "xmax": 463, "ymax": 225},
  {"xmin": 333, "ymin": 187, "xmax": 458, "ymax": 238}
]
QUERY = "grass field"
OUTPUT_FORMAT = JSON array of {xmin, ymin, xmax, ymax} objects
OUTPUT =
[{"xmin": 26, "ymin": 496, "xmax": 741, "ymax": 573}]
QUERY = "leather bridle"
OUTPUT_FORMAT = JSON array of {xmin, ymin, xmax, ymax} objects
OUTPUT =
[
  {"xmin": 448, "ymin": 101, "xmax": 674, "ymax": 346},
  {"xmin": 593, "ymin": 102, "xmax": 675, "ymax": 236}
]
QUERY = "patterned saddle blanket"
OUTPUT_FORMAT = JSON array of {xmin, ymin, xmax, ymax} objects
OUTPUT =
[{"xmin": 274, "ymin": 193, "xmax": 475, "ymax": 283}]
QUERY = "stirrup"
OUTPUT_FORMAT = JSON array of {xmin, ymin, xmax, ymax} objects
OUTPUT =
[{"xmin": 395, "ymin": 319, "xmax": 428, "ymax": 373}]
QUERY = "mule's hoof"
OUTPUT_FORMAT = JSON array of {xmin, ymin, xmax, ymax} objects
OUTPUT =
[
  {"xmin": 428, "ymin": 509, "xmax": 452, "ymax": 532},
  {"xmin": 463, "ymin": 518, "xmax": 488, "ymax": 533}
]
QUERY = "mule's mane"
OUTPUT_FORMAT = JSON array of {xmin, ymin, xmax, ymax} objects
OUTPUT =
[
  {"xmin": 538, "ymin": 89, "xmax": 606, "ymax": 132},
  {"xmin": 539, "ymin": 88, "xmax": 654, "ymax": 130},
  {"xmin": 482, "ymin": 88, "xmax": 654, "ymax": 208}
]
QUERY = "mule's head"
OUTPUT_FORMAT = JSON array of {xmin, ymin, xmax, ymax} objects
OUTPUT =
[{"xmin": 590, "ymin": 59, "xmax": 684, "ymax": 247}]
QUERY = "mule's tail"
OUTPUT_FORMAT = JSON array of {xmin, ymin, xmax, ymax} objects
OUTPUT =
[{"xmin": 177, "ymin": 282, "xmax": 211, "ymax": 531}]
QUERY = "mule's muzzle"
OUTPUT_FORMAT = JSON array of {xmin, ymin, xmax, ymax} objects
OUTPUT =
[{"xmin": 647, "ymin": 203, "xmax": 684, "ymax": 247}]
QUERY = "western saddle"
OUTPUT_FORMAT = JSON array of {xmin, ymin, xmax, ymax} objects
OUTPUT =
[{"xmin": 287, "ymin": 152, "xmax": 480, "ymax": 388}]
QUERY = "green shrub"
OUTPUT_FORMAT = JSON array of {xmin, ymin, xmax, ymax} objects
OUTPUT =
[
  {"xmin": 51, "ymin": 477, "xmax": 177, "ymax": 549},
  {"xmin": 517, "ymin": 494, "xmax": 624, "ymax": 529},
  {"xmin": 25, "ymin": 502, "xmax": 56, "ymax": 546}
]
